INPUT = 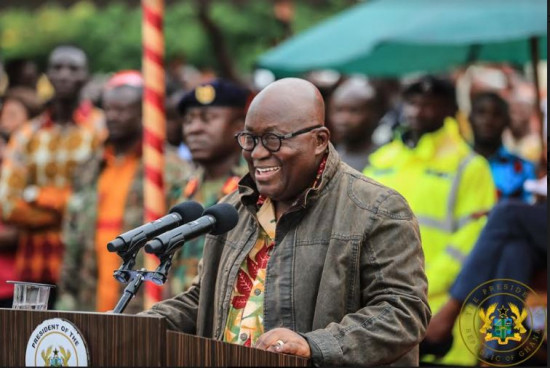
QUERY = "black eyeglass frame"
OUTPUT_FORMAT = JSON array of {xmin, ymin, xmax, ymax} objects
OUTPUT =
[{"xmin": 234, "ymin": 124, "xmax": 323, "ymax": 153}]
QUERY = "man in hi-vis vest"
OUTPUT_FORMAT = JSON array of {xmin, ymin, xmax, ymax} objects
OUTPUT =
[{"xmin": 364, "ymin": 75, "xmax": 496, "ymax": 366}]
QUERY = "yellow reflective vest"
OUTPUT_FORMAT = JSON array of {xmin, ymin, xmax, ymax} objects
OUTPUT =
[{"xmin": 363, "ymin": 118, "xmax": 496, "ymax": 365}]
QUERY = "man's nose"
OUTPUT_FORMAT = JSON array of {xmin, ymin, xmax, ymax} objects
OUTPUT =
[
  {"xmin": 250, "ymin": 139, "xmax": 270, "ymax": 159},
  {"xmin": 405, "ymin": 104, "xmax": 420, "ymax": 118},
  {"xmin": 184, "ymin": 118, "xmax": 205, "ymax": 134},
  {"xmin": 331, "ymin": 116, "xmax": 347, "ymax": 127},
  {"xmin": 56, "ymin": 66, "xmax": 74, "ymax": 80},
  {"xmin": 105, "ymin": 110, "xmax": 119, "ymax": 123}
]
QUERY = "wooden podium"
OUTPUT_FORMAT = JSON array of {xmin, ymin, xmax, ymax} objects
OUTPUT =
[{"xmin": 0, "ymin": 308, "xmax": 309, "ymax": 367}]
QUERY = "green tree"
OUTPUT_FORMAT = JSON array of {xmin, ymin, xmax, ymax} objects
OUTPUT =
[{"xmin": 0, "ymin": 0, "xmax": 356, "ymax": 75}]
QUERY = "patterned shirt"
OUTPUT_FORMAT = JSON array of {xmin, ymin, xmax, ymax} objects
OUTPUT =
[
  {"xmin": 223, "ymin": 155, "xmax": 327, "ymax": 346},
  {"xmin": 488, "ymin": 145, "xmax": 536, "ymax": 202},
  {"xmin": 0, "ymin": 218, "xmax": 16, "ymax": 299},
  {"xmin": 223, "ymin": 198, "xmax": 276, "ymax": 347},
  {"xmin": 0, "ymin": 101, "xmax": 105, "ymax": 283}
]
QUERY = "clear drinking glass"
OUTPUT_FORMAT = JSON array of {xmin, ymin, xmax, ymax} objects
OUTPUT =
[{"xmin": 7, "ymin": 281, "xmax": 55, "ymax": 310}]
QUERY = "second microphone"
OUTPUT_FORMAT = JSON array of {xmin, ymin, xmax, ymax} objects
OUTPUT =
[{"xmin": 145, "ymin": 203, "xmax": 239, "ymax": 255}]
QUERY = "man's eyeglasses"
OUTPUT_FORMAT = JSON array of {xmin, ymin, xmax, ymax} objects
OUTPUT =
[{"xmin": 234, "ymin": 125, "xmax": 322, "ymax": 153}]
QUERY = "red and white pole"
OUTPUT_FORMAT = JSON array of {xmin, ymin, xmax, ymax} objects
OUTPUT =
[{"xmin": 142, "ymin": 0, "xmax": 165, "ymax": 308}]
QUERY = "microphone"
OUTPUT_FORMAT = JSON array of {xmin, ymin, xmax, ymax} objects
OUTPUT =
[
  {"xmin": 107, "ymin": 201, "xmax": 204, "ymax": 253},
  {"xmin": 144, "ymin": 203, "xmax": 239, "ymax": 255}
]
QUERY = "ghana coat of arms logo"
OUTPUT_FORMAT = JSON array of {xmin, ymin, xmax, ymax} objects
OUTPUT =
[
  {"xmin": 479, "ymin": 303, "xmax": 528, "ymax": 345},
  {"xmin": 40, "ymin": 346, "xmax": 71, "ymax": 367}
]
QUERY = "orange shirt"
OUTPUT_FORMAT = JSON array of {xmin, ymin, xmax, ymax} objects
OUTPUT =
[{"xmin": 95, "ymin": 148, "xmax": 139, "ymax": 312}]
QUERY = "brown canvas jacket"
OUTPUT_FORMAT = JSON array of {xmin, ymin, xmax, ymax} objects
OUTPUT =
[{"xmin": 141, "ymin": 144, "xmax": 430, "ymax": 366}]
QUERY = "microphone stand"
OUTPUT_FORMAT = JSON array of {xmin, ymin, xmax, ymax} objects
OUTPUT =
[
  {"xmin": 111, "ymin": 268, "xmax": 169, "ymax": 314},
  {"xmin": 110, "ymin": 236, "xmax": 165, "ymax": 314},
  {"xmin": 113, "ymin": 253, "xmax": 137, "ymax": 283},
  {"xmin": 111, "ymin": 238, "xmax": 185, "ymax": 314},
  {"xmin": 147, "ymin": 235, "xmax": 187, "ymax": 285},
  {"xmin": 111, "ymin": 234, "xmax": 191, "ymax": 313},
  {"xmin": 149, "ymin": 254, "xmax": 172, "ymax": 285},
  {"xmin": 112, "ymin": 269, "xmax": 146, "ymax": 314},
  {"xmin": 112, "ymin": 236, "xmax": 149, "ymax": 283}
]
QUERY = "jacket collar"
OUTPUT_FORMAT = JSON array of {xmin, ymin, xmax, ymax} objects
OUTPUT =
[{"xmin": 238, "ymin": 143, "xmax": 340, "ymax": 212}]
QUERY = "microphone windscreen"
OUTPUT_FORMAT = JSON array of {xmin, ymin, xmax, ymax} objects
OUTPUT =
[
  {"xmin": 169, "ymin": 201, "xmax": 204, "ymax": 223},
  {"xmin": 203, "ymin": 203, "xmax": 239, "ymax": 235}
]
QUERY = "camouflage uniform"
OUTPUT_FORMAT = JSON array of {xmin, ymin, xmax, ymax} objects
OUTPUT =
[
  {"xmin": 56, "ymin": 145, "xmax": 191, "ymax": 314},
  {"xmin": 168, "ymin": 158, "xmax": 248, "ymax": 297}
]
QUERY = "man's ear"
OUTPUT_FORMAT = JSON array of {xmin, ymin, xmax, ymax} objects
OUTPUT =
[{"xmin": 314, "ymin": 127, "xmax": 330, "ymax": 155}]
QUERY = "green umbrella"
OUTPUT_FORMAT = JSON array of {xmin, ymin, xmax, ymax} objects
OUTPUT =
[{"xmin": 257, "ymin": 0, "xmax": 547, "ymax": 77}]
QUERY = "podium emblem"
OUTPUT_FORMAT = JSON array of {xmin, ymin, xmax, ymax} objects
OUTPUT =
[{"xmin": 26, "ymin": 318, "xmax": 89, "ymax": 366}]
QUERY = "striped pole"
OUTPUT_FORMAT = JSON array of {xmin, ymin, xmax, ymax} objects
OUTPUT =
[{"xmin": 142, "ymin": 0, "xmax": 165, "ymax": 308}]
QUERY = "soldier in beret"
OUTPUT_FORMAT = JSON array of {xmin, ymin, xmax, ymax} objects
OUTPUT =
[{"xmin": 167, "ymin": 79, "xmax": 251, "ymax": 297}]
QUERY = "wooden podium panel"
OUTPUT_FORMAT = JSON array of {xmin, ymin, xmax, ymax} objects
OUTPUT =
[
  {"xmin": 0, "ymin": 309, "xmax": 166, "ymax": 367},
  {"xmin": 0, "ymin": 309, "xmax": 310, "ymax": 367},
  {"xmin": 166, "ymin": 331, "xmax": 309, "ymax": 367}
]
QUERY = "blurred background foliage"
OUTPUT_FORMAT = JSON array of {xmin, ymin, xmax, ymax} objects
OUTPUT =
[{"xmin": 0, "ymin": 0, "xmax": 357, "ymax": 75}]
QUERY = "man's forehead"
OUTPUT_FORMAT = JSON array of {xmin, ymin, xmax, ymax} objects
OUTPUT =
[
  {"xmin": 334, "ymin": 80, "xmax": 375, "ymax": 101},
  {"xmin": 185, "ymin": 105, "xmax": 238, "ymax": 115},
  {"xmin": 49, "ymin": 49, "xmax": 87, "ymax": 67},
  {"xmin": 244, "ymin": 115, "xmax": 294, "ymax": 134},
  {"xmin": 405, "ymin": 93, "xmax": 448, "ymax": 104},
  {"xmin": 103, "ymin": 87, "xmax": 141, "ymax": 104},
  {"xmin": 332, "ymin": 92, "xmax": 374, "ymax": 106}
]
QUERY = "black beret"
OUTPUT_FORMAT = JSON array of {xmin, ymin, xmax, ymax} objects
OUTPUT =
[
  {"xmin": 403, "ymin": 75, "xmax": 456, "ymax": 103},
  {"xmin": 177, "ymin": 79, "xmax": 250, "ymax": 114}
]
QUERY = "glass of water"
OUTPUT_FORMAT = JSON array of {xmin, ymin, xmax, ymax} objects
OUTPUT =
[{"xmin": 7, "ymin": 281, "xmax": 55, "ymax": 310}]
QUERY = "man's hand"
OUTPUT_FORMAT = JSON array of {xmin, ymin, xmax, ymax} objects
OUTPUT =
[
  {"xmin": 254, "ymin": 327, "xmax": 311, "ymax": 358},
  {"xmin": 424, "ymin": 298, "xmax": 460, "ymax": 343}
]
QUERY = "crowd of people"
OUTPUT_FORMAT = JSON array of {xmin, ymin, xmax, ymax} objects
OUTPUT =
[{"xmin": 0, "ymin": 44, "xmax": 546, "ymax": 366}]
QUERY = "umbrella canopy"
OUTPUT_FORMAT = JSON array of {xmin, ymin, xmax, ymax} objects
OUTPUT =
[{"xmin": 257, "ymin": 0, "xmax": 547, "ymax": 77}]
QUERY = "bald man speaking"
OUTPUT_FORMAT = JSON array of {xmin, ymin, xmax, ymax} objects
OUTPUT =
[{"xmin": 141, "ymin": 78, "xmax": 430, "ymax": 366}]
